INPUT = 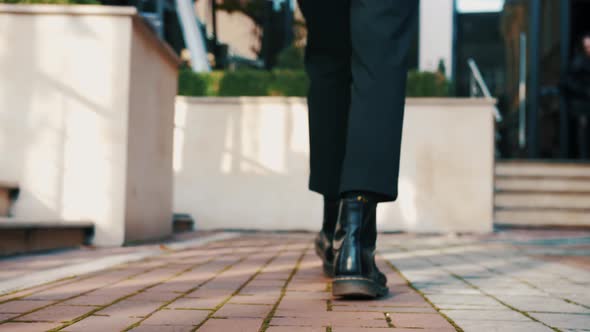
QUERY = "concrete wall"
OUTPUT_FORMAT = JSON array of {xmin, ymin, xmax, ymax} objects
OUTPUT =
[
  {"xmin": 125, "ymin": 14, "xmax": 178, "ymax": 243},
  {"xmin": 173, "ymin": 97, "xmax": 495, "ymax": 233},
  {"xmin": 0, "ymin": 4, "xmax": 179, "ymax": 245}
]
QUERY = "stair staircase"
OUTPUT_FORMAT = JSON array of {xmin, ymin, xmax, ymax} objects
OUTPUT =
[
  {"xmin": 0, "ymin": 181, "xmax": 94, "ymax": 256},
  {"xmin": 494, "ymin": 161, "xmax": 590, "ymax": 227}
]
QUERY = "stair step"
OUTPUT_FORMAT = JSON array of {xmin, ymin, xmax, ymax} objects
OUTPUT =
[
  {"xmin": 496, "ymin": 161, "xmax": 590, "ymax": 178},
  {"xmin": 495, "ymin": 209, "xmax": 590, "ymax": 227},
  {"xmin": 0, "ymin": 218, "xmax": 93, "ymax": 256},
  {"xmin": 495, "ymin": 193, "xmax": 590, "ymax": 209},
  {"xmin": 495, "ymin": 177, "xmax": 590, "ymax": 193}
]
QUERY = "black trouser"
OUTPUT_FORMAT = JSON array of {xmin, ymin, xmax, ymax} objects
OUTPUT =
[{"xmin": 299, "ymin": 0, "xmax": 418, "ymax": 202}]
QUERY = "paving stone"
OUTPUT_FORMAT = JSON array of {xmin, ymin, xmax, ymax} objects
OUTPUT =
[
  {"xmin": 0, "ymin": 300, "xmax": 54, "ymax": 314},
  {"xmin": 494, "ymin": 295, "xmax": 589, "ymax": 313},
  {"xmin": 147, "ymin": 281, "xmax": 198, "ymax": 293},
  {"xmin": 229, "ymin": 294, "xmax": 281, "ymax": 305},
  {"xmin": 0, "ymin": 313, "xmax": 16, "ymax": 322},
  {"xmin": 97, "ymin": 299, "xmax": 164, "ymax": 318},
  {"xmin": 335, "ymin": 329, "xmax": 453, "ymax": 332},
  {"xmin": 213, "ymin": 304, "xmax": 272, "ymax": 319},
  {"xmin": 61, "ymin": 295, "xmax": 118, "ymax": 306},
  {"xmin": 281, "ymin": 292, "xmax": 331, "ymax": 300},
  {"xmin": 271, "ymin": 316, "xmax": 388, "ymax": 328},
  {"xmin": 168, "ymin": 297, "xmax": 225, "ymax": 310},
  {"xmin": 529, "ymin": 312, "xmax": 590, "ymax": 329},
  {"xmin": 24, "ymin": 285, "xmax": 97, "ymax": 301},
  {"xmin": 197, "ymin": 317, "xmax": 263, "ymax": 331},
  {"xmin": 271, "ymin": 312, "xmax": 389, "ymax": 328},
  {"xmin": 441, "ymin": 309, "xmax": 532, "ymax": 322},
  {"xmin": 423, "ymin": 294, "xmax": 504, "ymax": 309},
  {"xmin": 287, "ymin": 280, "xmax": 327, "ymax": 292},
  {"xmin": 332, "ymin": 304, "xmax": 436, "ymax": 313},
  {"xmin": 62, "ymin": 315, "xmax": 139, "ymax": 332},
  {"xmin": 0, "ymin": 322, "xmax": 61, "ymax": 332},
  {"xmin": 128, "ymin": 324, "xmax": 194, "ymax": 332},
  {"xmin": 386, "ymin": 312, "xmax": 454, "ymax": 329},
  {"xmin": 266, "ymin": 326, "xmax": 324, "ymax": 332},
  {"xmin": 141, "ymin": 308, "xmax": 210, "ymax": 326},
  {"xmin": 15, "ymin": 305, "xmax": 92, "ymax": 323},
  {"xmin": 276, "ymin": 299, "xmax": 327, "ymax": 312},
  {"xmin": 127, "ymin": 291, "xmax": 180, "ymax": 303},
  {"xmin": 456, "ymin": 320, "xmax": 555, "ymax": 332}
]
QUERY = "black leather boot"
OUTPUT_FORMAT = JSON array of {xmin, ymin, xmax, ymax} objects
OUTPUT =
[
  {"xmin": 332, "ymin": 195, "xmax": 388, "ymax": 298},
  {"xmin": 315, "ymin": 198, "xmax": 339, "ymax": 277}
]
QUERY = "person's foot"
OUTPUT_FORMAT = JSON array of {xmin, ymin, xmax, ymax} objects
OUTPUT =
[
  {"xmin": 331, "ymin": 194, "xmax": 388, "ymax": 298},
  {"xmin": 315, "ymin": 198, "xmax": 339, "ymax": 277}
]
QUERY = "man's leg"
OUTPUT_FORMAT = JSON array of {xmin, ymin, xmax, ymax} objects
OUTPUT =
[
  {"xmin": 299, "ymin": 0, "xmax": 352, "ymax": 276},
  {"xmin": 340, "ymin": 0, "xmax": 419, "ymax": 201},
  {"xmin": 300, "ymin": 0, "xmax": 352, "ymax": 200},
  {"xmin": 331, "ymin": 1, "xmax": 418, "ymax": 298}
]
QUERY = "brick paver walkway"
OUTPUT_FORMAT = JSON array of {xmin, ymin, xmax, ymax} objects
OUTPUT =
[{"xmin": 0, "ymin": 230, "xmax": 588, "ymax": 332}]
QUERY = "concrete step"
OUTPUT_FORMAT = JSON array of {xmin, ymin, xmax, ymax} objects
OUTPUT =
[
  {"xmin": 496, "ymin": 161, "xmax": 590, "ymax": 178},
  {"xmin": 494, "ymin": 161, "xmax": 590, "ymax": 228},
  {"xmin": 0, "ymin": 181, "xmax": 19, "ymax": 217},
  {"xmin": 0, "ymin": 218, "xmax": 93, "ymax": 256},
  {"xmin": 495, "ymin": 177, "xmax": 590, "ymax": 193},
  {"xmin": 495, "ymin": 192, "xmax": 590, "ymax": 209},
  {"xmin": 495, "ymin": 209, "xmax": 590, "ymax": 227}
]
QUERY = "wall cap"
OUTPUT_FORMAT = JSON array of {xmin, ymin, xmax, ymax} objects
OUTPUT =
[
  {"xmin": 0, "ymin": 4, "xmax": 181, "ymax": 67},
  {"xmin": 0, "ymin": 3, "xmax": 137, "ymax": 16},
  {"xmin": 176, "ymin": 96, "xmax": 498, "ymax": 107}
]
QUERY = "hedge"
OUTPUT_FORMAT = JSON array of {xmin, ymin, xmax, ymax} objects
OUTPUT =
[
  {"xmin": 406, "ymin": 70, "xmax": 450, "ymax": 97},
  {"xmin": 178, "ymin": 69, "xmax": 450, "ymax": 98},
  {"xmin": 0, "ymin": 0, "xmax": 99, "ymax": 3},
  {"xmin": 178, "ymin": 69, "xmax": 309, "ymax": 97}
]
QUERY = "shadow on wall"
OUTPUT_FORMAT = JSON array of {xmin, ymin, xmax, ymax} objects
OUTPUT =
[
  {"xmin": 0, "ymin": 13, "xmax": 65, "ymax": 220},
  {"xmin": 173, "ymin": 97, "xmax": 323, "ymax": 231},
  {"xmin": 0, "ymin": 13, "xmax": 126, "ymax": 244},
  {"xmin": 172, "ymin": 98, "xmax": 495, "ymax": 233}
]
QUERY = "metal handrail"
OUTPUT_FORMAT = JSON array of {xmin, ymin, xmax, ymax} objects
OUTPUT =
[{"xmin": 467, "ymin": 58, "xmax": 503, "ymax": 122}]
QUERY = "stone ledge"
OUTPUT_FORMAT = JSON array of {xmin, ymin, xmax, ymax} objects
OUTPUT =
[
  {"xmin": 0, "ymin": 4, "xmax": 181, "ymax": 68},
  {"xmin": 0, "ymin": 220, "xmax": 94, "ymax": 256},
  {"xmin": 176, "ymin": 96, "xmax": 497, "ymax": 107},
  {"xmin": 0, "ymin": 218, "xmax": 94, "ymax": 229},
  {"xmin": 0, "ymin": 3, "xmax": 137, "ymax": 16}
]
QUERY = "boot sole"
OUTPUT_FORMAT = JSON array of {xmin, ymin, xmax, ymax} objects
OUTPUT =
[
  {"xmin": 332, "ymin": 277, "xmax": 389, "ymax": 299},
  {"xmin": 314, "ymin": 242, "xmax": 334, "ymax": 278}
]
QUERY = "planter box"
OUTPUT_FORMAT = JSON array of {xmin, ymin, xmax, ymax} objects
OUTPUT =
[
  {"xmin": 0, "ymin": 4, "xmax": 180, "ymax": 245},
  {"xmin": 174, "ymin": 97, "xmax": 495, "ymax": 233}
]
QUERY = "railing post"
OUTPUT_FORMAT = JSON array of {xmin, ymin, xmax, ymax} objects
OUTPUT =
[
  {"xmin": 559, "ymin": 0, "xmax": 571, "ymax": 158},
  {"xmin": 527, "ymin": 0, "xmax": 542, "ymax": 158}
]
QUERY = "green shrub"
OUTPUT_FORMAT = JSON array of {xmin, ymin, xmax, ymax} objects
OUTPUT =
[
  {"xmin": 406, "ymin": 70, "xmax": 450, "ymax": 97},
  {"xmin": 275, "ymin": 46, "xmax": 305, "ymax": 70},
  {"xmin": 219, "ymin": 70, "xmax": 272, "ymax": 96},
  {"xmin": 178, "ymin": 69, "xmax": 449, "ymax": 98},
  {"xmin": 178, "ymin": 70, "xmax": 207, "ymax": 96},
  {"xmin": 178, "ymin": 69, "xmax": 225, "ymax": 97},
  {"xmin": 217, "ymin": 70, "xmax": 308, "ymax": 97},
  {"xmin": 269, "ymin": 70, "xmax": 308, "ymax": 97},
  {"xmin": 0, "ymin": 0, "xmax": 99, "ymax": 4}
]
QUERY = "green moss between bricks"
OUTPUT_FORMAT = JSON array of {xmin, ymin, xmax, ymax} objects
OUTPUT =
[{"xmin": 178, "ymin": 69, "xmax": 450, "ymax": 98}]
